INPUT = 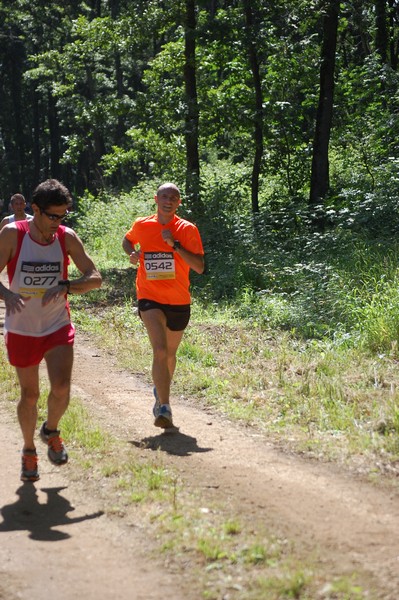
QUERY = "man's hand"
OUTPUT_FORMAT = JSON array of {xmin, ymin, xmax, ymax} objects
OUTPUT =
[
  {"xmin": 161, "ymin": 229, "xmax": 174, "ymax": 247},
  {"xmin": 42, "ymin": 284, "xmax": 67, "ymax": 306},
  {"xmin": 3, "ymin": 290, "xmax": 30, "ymax": 315},
  {"xmin": 129, "ymin": 249, "xmax": 141, "ymax": 266}
]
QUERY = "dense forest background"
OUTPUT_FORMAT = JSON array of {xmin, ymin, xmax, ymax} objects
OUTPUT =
[
  {"xmin": 2, "ymin": 0, "xmax": 399, "ymax": 207},
  {"xmin": 2, "ymin": 0, "xmax": 399, "ymax": 342}
]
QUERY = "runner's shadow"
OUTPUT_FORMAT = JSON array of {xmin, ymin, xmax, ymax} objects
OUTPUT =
[
  {"xmin": 0, "ymin": 484, "xmax": 104, "ymax": 541},
  {"xmin": 130, "ymin": 430, "xmax": 213, "ymax": 456}
]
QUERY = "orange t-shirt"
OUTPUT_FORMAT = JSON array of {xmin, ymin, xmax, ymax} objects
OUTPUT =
[{"xmin": 125, "ymin": 214, "xmax": 204, "ymax": 304}]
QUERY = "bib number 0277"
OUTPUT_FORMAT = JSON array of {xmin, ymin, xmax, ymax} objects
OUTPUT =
[{"xmin": 23, "ymin": 275, "xmax": 58, "ymax": 286}]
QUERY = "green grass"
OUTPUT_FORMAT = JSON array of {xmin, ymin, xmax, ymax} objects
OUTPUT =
[{"xmin": 69, "ymin": 294, "xmax": 399, "ymax": 476}]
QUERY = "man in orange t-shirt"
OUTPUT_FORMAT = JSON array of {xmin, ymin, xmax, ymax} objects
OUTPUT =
[{"xmin": 122, "ymin": 182, "xmax": 205, "ymax": 430}]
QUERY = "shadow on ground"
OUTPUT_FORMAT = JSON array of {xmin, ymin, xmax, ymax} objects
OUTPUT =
[
  {"xmin": 0, "ymin": 484, "xmax": 104, "ymax": 541},
  {"xmin": 130, "ymin": 430, "xmax": 213, "ymax": 456}
]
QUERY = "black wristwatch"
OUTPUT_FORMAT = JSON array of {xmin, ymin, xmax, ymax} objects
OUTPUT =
[
  {"xmin": 172, "ymin": 241, "xmax": 181, "ymax": 250},
  {"xmin": 58, "ymin": 279, "xmax": 71, "ymax": 294}
]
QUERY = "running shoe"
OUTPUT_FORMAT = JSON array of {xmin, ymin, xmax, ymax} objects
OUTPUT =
[
  {"xmin": 40, "ymin": 421, "xmax": 68, "ymax": 465},
  {"xmin": 154, "ymin": 403, "xmax": 174, "ymax": 429},
  {"xmin": 21, "ymin": 449, "xmax": 39, "ymax": 482},
  {"xmin": 153, "ymin": 388, "xmax": 174, "ymax": 428}
]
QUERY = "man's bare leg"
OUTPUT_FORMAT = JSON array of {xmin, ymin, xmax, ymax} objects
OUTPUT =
[
  {"xmin": 44, "ymin": 344, "xmax": 73, "ymax": 430},
  {"xmin": 39, "ymin": 344, "xmax": 73, "ymax": 465},
  {"xmin": 141, "ymin": 309, "xmax": 184, "ymax": 428},
  {"xmin": 141, "ymin": 309, "xmax": 171, "ymax": 405},
  {"xmin": 15, "ymin": 365, "xmax": 40, "ymax": 451}
]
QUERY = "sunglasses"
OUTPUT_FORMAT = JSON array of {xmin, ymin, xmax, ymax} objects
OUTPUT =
[{"xmin": 40, "ymin": 209, "xmax": 69, "ymax": 222}]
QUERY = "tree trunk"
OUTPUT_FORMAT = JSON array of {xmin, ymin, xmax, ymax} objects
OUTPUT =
[
  {"xmin": 243, "ymin": 0, "xmax": 263, "ymax": 214},
  {"xmin": 48, "ymin": 91, "xmax": 61, "ymax": 179},
  {"xmin": 388, "ymin": 0, "xmax": 398, "ymax": 70},
  {"xmin": 375, "ymin": 0, "xmax": 388, "ymax": 64},
  {"xmin": 110, "ymin": 0, "xmax": 125, "ymax": 146},
  {"xmin": 8, "ymin": 34, "xmax": 26, "ymax": 191},
  {"xmin": 184, "ymin": 0, "xmax": 201, "ymax": 208},
  {"xmin": 32, "ymin": 90, "xmax": 41, "ymax": 184},
  {"xmin": 309, "ymin": 0, "xmax": 340, "ymax": 205}
]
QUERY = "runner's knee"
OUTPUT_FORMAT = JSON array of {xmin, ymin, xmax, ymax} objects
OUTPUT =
[{"xmin": 19, "ymin": 388, "xmax": 40, "ymax": 407}]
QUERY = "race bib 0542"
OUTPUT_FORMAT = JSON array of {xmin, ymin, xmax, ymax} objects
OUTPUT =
[{"xmin": 144, "ymin": 251, "xmax": 175, "ymax": 280}]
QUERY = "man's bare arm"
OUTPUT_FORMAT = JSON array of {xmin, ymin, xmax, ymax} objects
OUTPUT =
[{"xmin": 63, "ymin": 228, "xmax": 102, "ymax": 293}]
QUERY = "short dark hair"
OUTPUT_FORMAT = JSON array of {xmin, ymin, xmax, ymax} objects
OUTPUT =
[
  {"xmin": 32, "ymin": 179, "xmax": 73, "ymax": 210},
  {"xmin": 10, "ymin": 193, "xmax": 25, "ymax": 204}
]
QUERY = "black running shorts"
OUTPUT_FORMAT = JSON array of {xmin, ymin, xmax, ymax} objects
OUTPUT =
[{"xmin": 138, "ymin": 299, "xmax": 191, "ymax": 331}]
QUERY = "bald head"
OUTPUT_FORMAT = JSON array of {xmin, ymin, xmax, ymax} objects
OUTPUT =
[{"xmin": 156, "ymin": 183, "xmax": 181, "ymax": 198}]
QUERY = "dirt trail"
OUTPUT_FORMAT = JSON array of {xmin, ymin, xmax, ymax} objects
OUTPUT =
[{"xmin": 1, "ymin": 294, "xmax": 399, "ymax": 599}]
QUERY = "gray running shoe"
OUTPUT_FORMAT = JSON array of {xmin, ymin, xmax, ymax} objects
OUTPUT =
[
  {"xmin": 153, "ymin": 388, "xmax": 175, "ymax": 428},
  {"xmin": 154, "ymin": 403, "xmax": 174, "ymax": 429},
  {"xmin": 21, "ymin": 449, "xmax": 39, "ymax": 482},
  {"xmin": 40, "ymin": 421, "xmax": 68, "ymax": 465}
]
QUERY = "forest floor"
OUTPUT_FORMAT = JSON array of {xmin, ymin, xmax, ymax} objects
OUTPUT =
[{"xmin": 0, "ymin": 295, "xmax": 399, "ymax": 600}]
